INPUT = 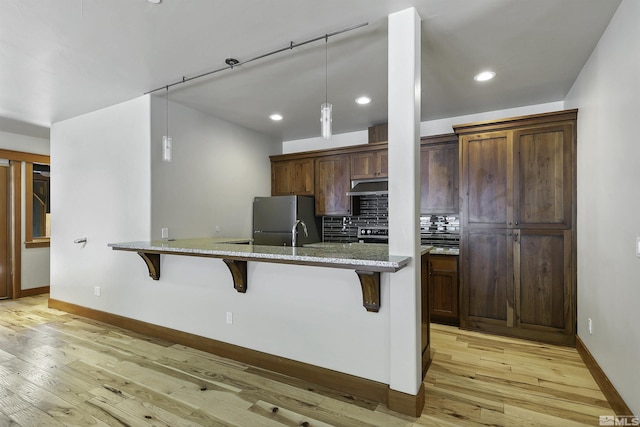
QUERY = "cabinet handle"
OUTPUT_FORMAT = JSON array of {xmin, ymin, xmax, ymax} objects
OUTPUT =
[{"xmin": 515, "ymin": 221, "xmax": 519, "ymax": 225}]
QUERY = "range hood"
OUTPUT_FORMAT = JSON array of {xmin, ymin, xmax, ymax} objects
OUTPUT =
[{"xmin": 346, "ymin": 178, "xmax": 389, "ymax": 196}]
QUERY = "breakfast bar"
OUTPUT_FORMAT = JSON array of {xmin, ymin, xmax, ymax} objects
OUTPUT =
[{"xmin": 109, "ymin": 237, "xmax": 419, "ymax": 313}]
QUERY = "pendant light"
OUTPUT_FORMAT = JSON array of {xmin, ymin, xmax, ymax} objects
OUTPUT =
[
  {"xmin": 162, "ymin": 86, "xmax": 172, "ymax": 162},
  {"xmin": 321, "ymin": 35, "xmax": 332, "ymax": 139}
]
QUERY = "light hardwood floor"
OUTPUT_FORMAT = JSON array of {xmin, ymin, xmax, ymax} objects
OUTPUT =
[{"xmin": 0, "ymin": 295, "xmax": 611, "ymax": 426}]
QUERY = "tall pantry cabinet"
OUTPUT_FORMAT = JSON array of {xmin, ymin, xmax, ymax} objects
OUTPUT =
[{"xmin": 454, "ymin": 109, "xmax": 577, "ymax": 346}]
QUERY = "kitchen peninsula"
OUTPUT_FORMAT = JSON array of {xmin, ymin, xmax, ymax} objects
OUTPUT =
[{"xmin": 109, "ymin": 237, "xmax": 421, "ymax": 313}]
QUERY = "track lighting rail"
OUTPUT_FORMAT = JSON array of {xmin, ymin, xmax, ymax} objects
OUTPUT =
[{"xmin": 144, "ymin": 22, "xmax": 368, "ymax": 95}]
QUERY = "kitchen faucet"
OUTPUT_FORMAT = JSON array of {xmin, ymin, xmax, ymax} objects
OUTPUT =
[{"xmin": 291, "ymin": 219, "xmax": 308, "ymax": 247}]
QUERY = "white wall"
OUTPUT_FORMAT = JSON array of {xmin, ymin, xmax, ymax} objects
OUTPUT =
[
  {"xmin": 282, "ymin": 102, "xmax": 564, "ymax": 153},
  {"xmin": 0, "ymin": 130, "xmax": 49, "ymax": 155},
  {"xmin": 50, "ymin": 95, "xmax": 394, "ymax": 385},
  {"xmin": 150, "ymin": 97, "xmax": 280, "ymax": 239},
  {"xmin": 283, "ymin": 130, "xmax": 368, "ymax": 154},
  {"xmin": 564, "ymin": 0, "xmax": 639, "ymax": 414},
  {"xmin": 0, "ymin": 130, "xmax": 51, "ymax": 291},
  {"xmin": 50, "ymin": 96, "xmax": 152, "ymax": 309}
]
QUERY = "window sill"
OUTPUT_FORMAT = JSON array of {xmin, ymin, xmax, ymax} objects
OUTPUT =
[{"xmin": 25, "ymin": 239, "xmax": 50, "ymax": 248}]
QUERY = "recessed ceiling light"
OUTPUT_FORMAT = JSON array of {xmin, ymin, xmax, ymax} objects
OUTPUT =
[
  {"xmin": 355, "ymin": 96, "xmax": 372, "ymax": 105},
  {"xmin": 474, "ymin": 71, "xmax": 496, "ymax": 82},
  {"xmin": 269, "ymin": 113, "xmax": 283, "ymax": 121},
  {"xmin": 147, "ymin": 0, "xmax": 161, "ymax": 4}
]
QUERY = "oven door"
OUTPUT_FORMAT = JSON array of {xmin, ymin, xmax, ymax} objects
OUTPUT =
[{"xmin": 359, "ymin": 237, "xmax": 389, "ymax": 244}]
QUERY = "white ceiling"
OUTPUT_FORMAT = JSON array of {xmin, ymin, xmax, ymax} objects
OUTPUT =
[{"xmin": 0, "ymin": 0, "xmax": 622, "ymax": 141}]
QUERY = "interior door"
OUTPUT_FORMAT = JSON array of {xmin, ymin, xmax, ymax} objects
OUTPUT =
[{"xmin": 0, "ymin": 162, "xmax": 10, "ymax": 299}]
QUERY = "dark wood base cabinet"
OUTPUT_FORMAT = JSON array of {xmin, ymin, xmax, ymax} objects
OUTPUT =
[
  {"xmin": 428, "ymin": 255, "xmax": 459, "ymax": 326},
  {"xmin": 460, "ymin": 229, "xmax": 574, "ymax": 345}
]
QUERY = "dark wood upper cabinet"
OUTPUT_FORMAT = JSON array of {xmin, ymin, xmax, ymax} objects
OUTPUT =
[
  {"xmin": 460, "ymin": 120, "xmax": 573, "ymax": 230},
  {"xmin": 514, "ymin": 124, "xmax": 573, "ymax": 229},
  {"xmin": 271, "ymin": 158, "xmax": 314, "ymax": 196},
  {"xmin": 368, "ymin": 123, "xmax": 388, "ymax": 144},
  {"xmin": 420, "ymin": 135, "xmax": 459, "ymax": 214},
  {"xmin": 315, "ymin": 155, "xmax": 352, "ymax": 216},
  {"xmin": 460, "ymin": 131, "xmax": 512, "ymax": 227},
  {"xmin": 351, "ymin": 150, "xmax": 388, "ymax": 179}
]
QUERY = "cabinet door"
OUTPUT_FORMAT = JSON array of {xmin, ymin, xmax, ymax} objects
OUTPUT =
[
  {"xmin": 272, "ymin": 159, "xmax": 314, "ymax": 196},
  {"xmin": 428, "ymin": 255, "xmax": 459, "ymax": 325},
  {"xmin": 378, "ymin": 151, "xmax": 388, "ymax": 178},
  {"xmin": 271, "ymin": 161, "xmax": 293, "ymax": 195},
  {"xmin": 351, "ymin": 151, "xmax": 387, "ymax": 179},
  {"xmin": 515, "ymin": 229, "xmax": 573, "ymax": 335},
  {"xmin": 421, "ymin": 253, "xmax": 430, "ymax": 376},
  {"xmin": 315, "ymin": 155, "xmax": 351, "ymax": 216},
  {"xmin": 461, "ymin": 229, "xmax": 513, "ymax": 328},
  {"xmin": 421, "ymin": 142, "xmax": 459, "ymax": 214},
  {"xmin": 461, "ymin": 132, "xmax": 513, "ymax": 228},
  {"xmin": 292, "ymin": 159, "xmax": 314, "ymax": 195},
  {"xmin": 514, "ymin": 124, "xmax": 573, "ymax": 229}
]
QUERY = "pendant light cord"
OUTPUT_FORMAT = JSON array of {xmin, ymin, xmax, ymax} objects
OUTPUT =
[
  {"xmin": 325, "ymin": 35, "xmax": 328, "ymax": 105},
  {"xmin": 165, "ymin": 86, "xmax": 169, "ymax": 137}
]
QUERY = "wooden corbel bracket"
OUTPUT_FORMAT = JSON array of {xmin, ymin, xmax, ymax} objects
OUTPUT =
[
  {"xmin": 137, "ymin": 252, "xmax": 161, "ymax": 280},
  {"xmin": 355, "ymin": 270, "xmax": 381, "ymax": 312},
  {"xmin": 222, "ymin": 259, "xmax": 248, "ymax": 293}
]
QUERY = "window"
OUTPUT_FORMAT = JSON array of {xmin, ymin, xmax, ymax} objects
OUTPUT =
[{"xmin": 25, "ymin": 162, "xmax": 50, "ymax": 248}]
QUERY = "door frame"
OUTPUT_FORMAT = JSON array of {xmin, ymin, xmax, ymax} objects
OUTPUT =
[{"xmin": 0, "ymin": 149, "xmax": 50, "ymax": 299}]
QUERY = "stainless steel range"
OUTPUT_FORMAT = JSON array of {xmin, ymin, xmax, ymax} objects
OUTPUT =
[
  {"xmin": 357, "ymin": 217, "xmax": 460, "ymax": 253},
  {"xmin": 357, "ymin": 226, "xmax": 389, "ymax": 243}
]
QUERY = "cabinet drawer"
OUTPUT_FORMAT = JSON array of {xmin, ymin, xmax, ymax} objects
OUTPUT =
[{"xmin": 429, "ymin": 255, "xmax": 457, "ymax": 272}]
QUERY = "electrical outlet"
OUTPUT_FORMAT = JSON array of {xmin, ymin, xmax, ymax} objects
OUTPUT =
[
  {"xmin": 215, "ymin": 225, "xmax": 222, "ymax": 233},
  {"xmin": 94, "ymin": 286, "xmax": 101, "ymax": 297},
  {"xmin": 226, "ymin": 312, "xmax": 233, "ymax": 325},
  {"xmin": 161, "ymin": 228, "xmax": 169, "ymax": 239},
  {"xmin": 636, "ymin": 236, "xmax": 640, "ymax": 257},
  {"xmin": 588, "ymin": 318, "xmax": 593, "ymax": 335}
]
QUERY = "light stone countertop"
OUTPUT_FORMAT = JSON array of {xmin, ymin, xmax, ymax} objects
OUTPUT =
[{"xmin": 109, "ymin": 237, "xmax": 418, "ymax": 272}]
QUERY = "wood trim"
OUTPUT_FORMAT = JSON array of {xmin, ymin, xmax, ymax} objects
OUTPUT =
[
  {"xmin": 0, "ymin": 149, "xmax": 49, "ymax": 164},
  {"xmin": 575, "ymin": 335, "xmax": 635, "ymax": 416},
  {"xmin": 10, "ymin": 162, "xmax": 21, "ymax": 299},
  {"xmin": 25, "ymin": 162, "xmax": 33, "ymax": 244},
  {"xmin": 19, "ymin": 285, "xmax": 50, "ymax": 297},
  {"xmin": 25, "ymin": 239, "xmax": 50, "ymax": 248},
  {"xmin": 453, "ymin": 109, "xmax": 578, "ymax": 135},
  {"xmin": 420, "ymin": 133, "xmax": 458, "ymax": 145},
  {"xmin": 47, "ymin": 298, "xmax": 424, "ymax": 417},
  {"xmin": 387, "ymin": 382, "xmax": 425, "ymax": 417}
]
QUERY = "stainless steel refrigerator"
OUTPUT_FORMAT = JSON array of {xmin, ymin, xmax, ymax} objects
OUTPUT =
[{"xmin": 252, "ymin": 196, "xmax": 321, "ymax": 246}]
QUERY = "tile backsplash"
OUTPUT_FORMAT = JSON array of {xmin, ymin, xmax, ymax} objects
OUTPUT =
[{"xmin": 323, "ymin": 195, "xmax": 388, "ymax": 242}]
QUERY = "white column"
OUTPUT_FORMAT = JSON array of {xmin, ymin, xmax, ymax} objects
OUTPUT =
[{"xmin": 387, "ymin": 7, "xmax": 422, "ymax": 395}]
